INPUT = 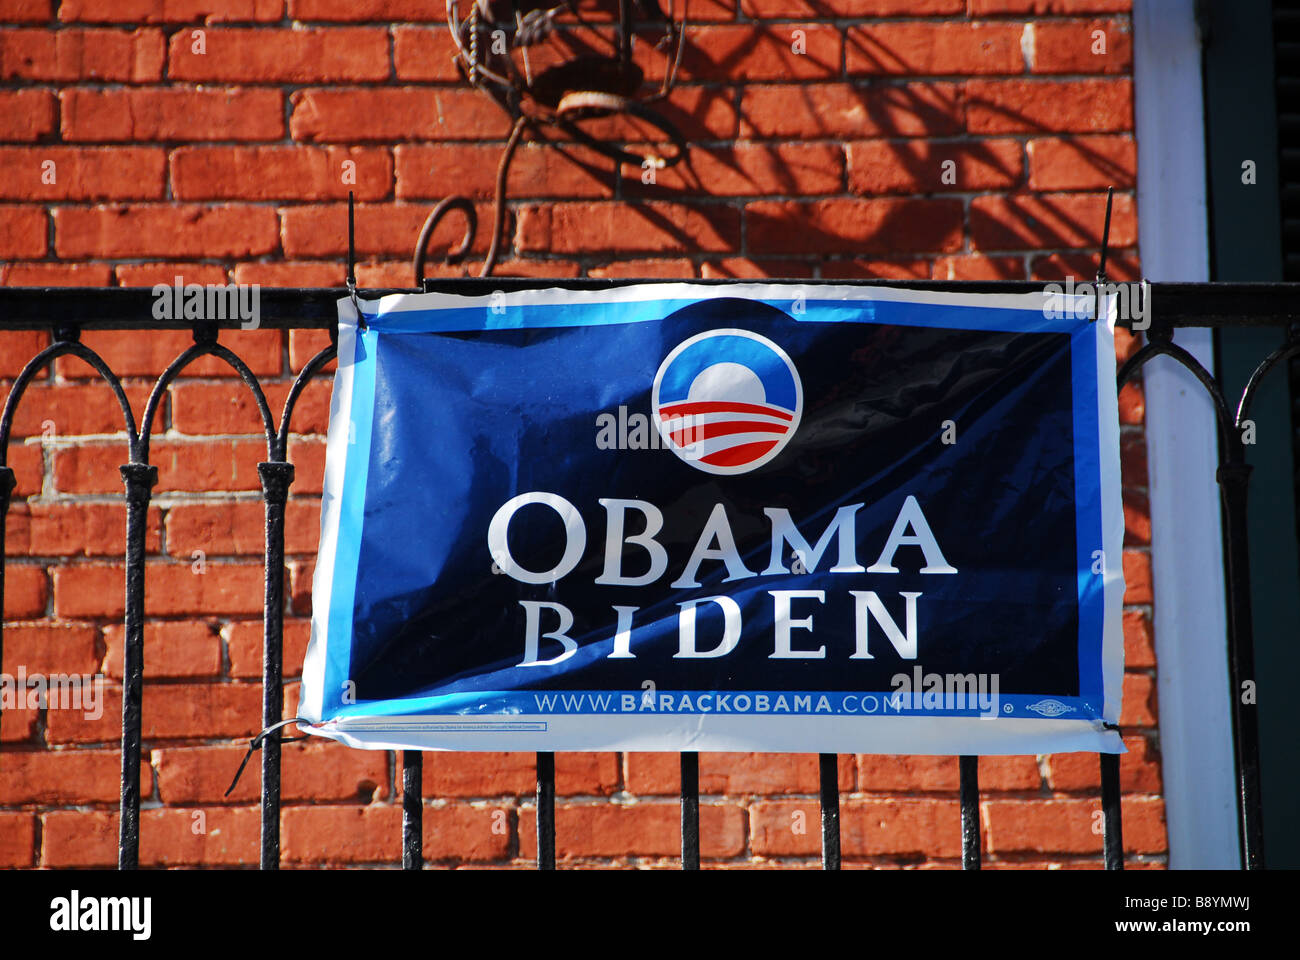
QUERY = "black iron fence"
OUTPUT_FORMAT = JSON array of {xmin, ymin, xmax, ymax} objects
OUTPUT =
[{"xmin": 1, "ymin": 278, "xmax": 1294, "ymax": 870}]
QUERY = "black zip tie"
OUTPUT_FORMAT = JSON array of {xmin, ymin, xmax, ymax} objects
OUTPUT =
[
  {"xmin": 1092, "ymin": 185, "xmax": 1114, "ymax": 324},
  {"xmin": 346, "ymin": 190, "xmax": 367, "ymax": 331},
  {"xmin": 225, "ymin": 717, "xmax": 311, "ymax": 797}
]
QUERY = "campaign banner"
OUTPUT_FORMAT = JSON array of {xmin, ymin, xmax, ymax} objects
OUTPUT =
[{"xmin": 299, "ymin": 282, "xmax": 1125, "ymax": 755}]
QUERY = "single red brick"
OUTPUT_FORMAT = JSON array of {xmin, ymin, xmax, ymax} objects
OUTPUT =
[
  {"xmin": 1124, "ymin": 489, "xmax": 1151, "ymax": 545},
  {"xmin": 235, "ymin": 261, "xmax": 346, "ymax": 288},
  {"xmin": 0, "ymin": 331, "xmax": 50, "ymax": 377},
  {"xmin": 290, "ymin": 87, "xmax": 513, "ymax": 142},
  {"xmin": 1118, "ymin": 380, "xmax": 1144, "ymax": 425},
  {"xmin": 1121, "ymin": 671, "xmax": 1156, "ymax": 726},
  {"xmin": 848, "ymin": 139, "xmax": 1022, "ymax": 194},
  {"xmin": 517, "ymin": 202, "xmax": 740, "ymax": 254},
  {"xmin": 5, "ymin": 381, "xmax": 152, "ymax": 438},
  {"xmin": 0, "ymin": 205, "xmax": 47, "ymax": 258},
  {"xmin": 0, "ymin": 749, "xmax": 143, "ymax": 804},
  {"xmin": 6, "ymin": 443, "xmax": 43, "ymax": 498},
  {"xmin": 40, "ymin": 810, "xmax": 119, "ymax": 867},
  {"xmin": 741, "ymin": 82, "xmax": 962, "ymax": 139},
  {"xmin": 60, "ymin": 86, "xmax": 284, "ymax": 141},
  {"xmin": 970, "ymin": 192, "xmax": 1136, "ymax": 251},
  {"xmin": 933, "ymin": 254, "xmax": 1026, "ymax": 280},
  {"xmin": 1031, "ymin": 19, "xmax": 1132, "ymax": 74},
  {"xmin": 701, "ymin": 752, "xmax": 854, "ymax": 794},
  {"xmin": 529, "ymin": 802, "xmax": 745, "ymax": 860},
  {"xmin": 59, "ymin": 0, "xmax": 285, "ymax": 22},
  {"xmin": 423, "ymin": 751, "xmax": 538, "ymax": 797},
  {"xmin": 140, "ymin": 806, "xmax": 262, "ymax": 866},
  {"xmin": 114, "ymin": 262, "xmax": 228, "ymax": 287},
  {"xmin": 966, "ymin": 78, "xmax": 1134, "ymax": 133},
  {"xmin": 0, "ymin": 147, "xmax": 165, "ymax": 201},
  {"xmin": 168, "ymin": 380, "xmax": 330, "ymax": 436},
  {"xmin": 167, "ymin": 26, "xmax": 388, "ymax": 82},
  {"xmin": 1, "ymin": 262, "xmax": 113, "ymax": 286},
  {"xmin": 847, "ymin": 22, "xmax": 1025, "ymax": 75},
  {"xmin": 982, "ymin": 756, "xmax": 1045, "ymax": 791},
  {"xmin": 423, "ymin": 805, "xmax": 514, "ymax": 862},
  {"xmin": 1122, "ymin": 549, "xmax": 1151, "ymax": 605},
  {"xmin": 0, "ymin": 27, "xmax": 164, "ymax": 82},
  {"xmin": 1123, "ymin": 609, "xmax": 1154, "ymax": 668},
  {"xmin": 289, "ymin": 0, "xmax": 441, "ymax": 18},
  {"xmin": 0, "ymin": 0, "xmax": 50, "ymax": 22},
  {"xmin": 54, "ymin": 204, "xmax": 280, "ymax": 258},
  {"xmin": 3, "ymin": 564, "xmax": 47, "ymax": 618},
  {"xmin": 985, "ymin": 796, "xmax": 1165, "ymax": 854},
  {"xmin": 103, "ymin": 620, "xmax": 222, "ymax": 679},
  {"xmin": 747, "ymin": 198, "xmax": 963, "ymax": 255},
  {"xmin": 392, "ymin": 24, "xmax": 460, "ymax": 81},
  {"xmin": 171, "ymin": 145, "xmax": 392, "ymax": 201},
  {"xmin": 0, "ymin": 813, "xmax": 36, "ymax": 867},
  {"xmin": 556, "ymin": 752, "xmax": 621, "ymax": 796},
  {"xmin": 857, "ymin": 755, "xmax": 958, "ymax": 792},
  {"xmin": 395, "ymin": 143, "xmax": 614, "ymax": 200},
  {"xmin": 0, "ymin": 89, "xmax": 55, "ymax": 141},
  {"xmin": 1121, "ymin": 430, "xmax": 1147, "ymax": 487},
  {"xmin": 1, "ymin": 705, "xmax": 39, "ymax": 743},
  {"xmin": 672, "ymin": 24, "xmax": 840, "ymax": 82},
  {"xmin": 281, "ymin": 804, "xmax": 402, "ymax": 863},
  {"xmin": 1028, "ymin": 135, "xmax": 1137, "ymax": 190},
  {"xmin": 2, "ymin": 622, "xmax": 99, "ymax": 675},
  {"xmin": 225, "ymin": 617, "xmax": 311, "ymax": 678},
  {"xmin": 287, "ymin": 437, "xmax": 326, "ymax": 495},
  {"xmin": 628, "ymin": 142, "xmax": 844, "ymax": 197}
]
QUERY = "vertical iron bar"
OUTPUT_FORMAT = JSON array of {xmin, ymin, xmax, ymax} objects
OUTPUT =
[
  {"xmin": 1102, "ymin": 749, "xmax": 1123, "ymax": 863},
  {"xmin": 618, "ymin": 0, "xmax": 633, "ymax": 82},
  {"xmin": 536, "ymin": 751, "xmax": 555, "ymax": 869},
  {"xmin": 0, "ymin": 468, "xmax": 14, "ymax": 746},
  {"xmin": 402, "ymin": 750, "xmax": 423, "ymax": 870},
  {"xmin": 959, "ymin": 755, "xmax": 981, "ymax": 870},
  {"xmin": 258, "ymin": 461, "xmax": 293, "ymax": 870},
  {"xmin": 819, "ymin": 753, "xmax": 840, "ymax": 870},
  {"xmin": 1101, "ymin": 752, "xmax": 1124, "ymax": 870},
  {"xmin": 118, "ymin": 462, "xmax": 157, "ymax": 870},
  {"xmin": 1217, "ymin": 460, "xmax": 1266, "ymax": 868},
  {"xmin": 680, "ymin": 752, "xmax": 699, "ymax": 870}
]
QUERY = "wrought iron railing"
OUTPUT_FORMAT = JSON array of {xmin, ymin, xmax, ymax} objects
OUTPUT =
[{"xmin": 2, "ymin": 278, "xmax": 1294, "ymax": 870}]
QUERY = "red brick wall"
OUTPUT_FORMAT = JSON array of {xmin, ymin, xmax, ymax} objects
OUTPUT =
[{"xmin": 0, "ymin": 0, "xmax": 1162, "ymax": 868}]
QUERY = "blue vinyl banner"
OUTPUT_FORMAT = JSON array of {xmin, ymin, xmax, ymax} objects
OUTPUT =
[{"xmin": 300, "ymin": 283, "xmax": 1125, "ymax": 754}]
